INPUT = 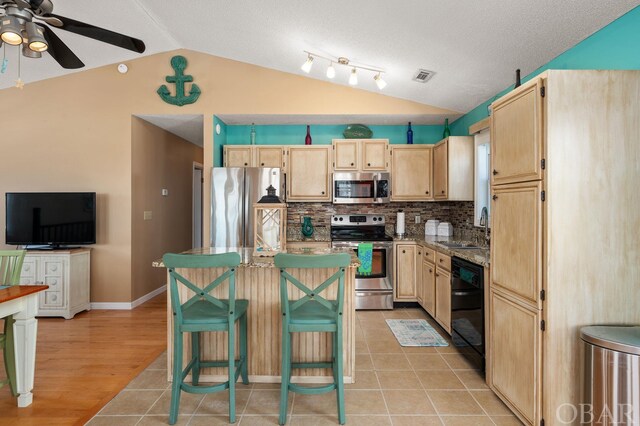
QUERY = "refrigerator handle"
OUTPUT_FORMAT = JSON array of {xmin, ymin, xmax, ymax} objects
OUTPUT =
[{"xmin": 242, "ymin": 170, "xmax": 247, "ymax": 247}]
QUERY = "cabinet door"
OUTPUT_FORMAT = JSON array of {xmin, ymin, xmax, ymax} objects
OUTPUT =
[
  {"xmin": 491, "ymin": 181, "xmax": 542, "ymax": 308},
  {"xmin": 433, "ymin": 139, "xmax": 448, "ymax": 199},
  {"xmin": 333, "ymin": 140, "xmax": 359, "ymax": 170},
  {"xmin": 415, "ymin": 246, "xmax": 424, "ymax": 304},
  {"xmin": 422, "ymin": 260, "xmax": 436, "ymax": 317},
  {"xmin": 224, "ymin": 146, "xmax": 252, "ymax": 167},
  {"xmin": 19, "ymin": 257, "xmax": 38, "ymax": 284},
  {"xmin": 255, "ymin": 146, "xmax": 284, "ymax": 168},
  {"xmin": 40, "ymin": 256, "xmax": 66, "ymax": 308},
  {"xmin": 435, "ymin": 267, "xmax": 451, "ymax": 334},
  {"xmin": 287, "ymin": 146, "xmax": 331, "ymax": 202},
  {"xmin": 390, "ymin": 146, "xmax": 432, "ymax": 201},
  {"xmin": 491, "ymin": 78, "xmax": 544, "ymax": 185},
  {"xmin": 395, "ymin": 244, "xmax": 417, "ymax": 300},
  {"xmin": 490, "ymin": 289, "xmax": 542, "ymax": 425},
  {"xmin": 362, "ymin": 139, "xmax": 388, "ymax": 171}
]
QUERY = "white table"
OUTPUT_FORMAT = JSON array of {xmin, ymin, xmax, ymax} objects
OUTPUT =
[{"xmin": 0, "ymin": 285, "xmax": 47, "ymax": 407}]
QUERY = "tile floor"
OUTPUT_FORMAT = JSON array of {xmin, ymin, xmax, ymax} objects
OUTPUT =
[{"xmin": 87, "ymin": 308, "xmax": 523, "ymax": 425}]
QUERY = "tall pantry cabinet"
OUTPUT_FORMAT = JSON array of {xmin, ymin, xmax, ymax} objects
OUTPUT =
[{"xmin": 489, "ymin": 70, "xmax": 640, "ymax": 426}]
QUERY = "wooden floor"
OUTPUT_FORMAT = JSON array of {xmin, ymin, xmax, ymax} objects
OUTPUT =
[{"xmin": 0, "ymin": 293, "xmax": 167, "ymax": 426}]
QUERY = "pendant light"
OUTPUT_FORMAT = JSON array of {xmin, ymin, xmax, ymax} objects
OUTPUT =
[
  {"xmin": 300, "ymin": 54, "xmax": 313, "ymax": 73},
  {"xmin": 374, "ymin": 72, "xmax": 387, "ymax": 90}
]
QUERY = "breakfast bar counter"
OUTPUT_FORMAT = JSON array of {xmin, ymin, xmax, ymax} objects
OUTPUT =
[{"xmin": 154, "ymin": 247, "xmax": 359, "ymax": 384}]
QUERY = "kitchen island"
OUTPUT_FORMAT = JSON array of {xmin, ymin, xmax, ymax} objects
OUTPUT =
[{"xmin": 153, "ymin": 247, "xmax": 358, "ymax": 384}]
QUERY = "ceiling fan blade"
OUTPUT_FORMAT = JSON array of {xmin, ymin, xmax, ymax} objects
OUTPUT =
[
  {"xmin": 42, "ymin": 13, "xmax": 146, "ymax": 54},
  {"xmin": 42, "ymin": 25, "xmax": 85, "ymax": 69}
]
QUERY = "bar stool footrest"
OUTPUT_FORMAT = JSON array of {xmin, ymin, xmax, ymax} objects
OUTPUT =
[
  {"xmin": 289, "ymin": 383, "xmax": 336, "ymax": 394},
  {"xmin": 292, "ymin": 362, "xmax": 333, "ymax": 369}
]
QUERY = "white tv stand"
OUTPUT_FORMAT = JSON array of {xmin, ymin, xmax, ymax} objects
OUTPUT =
[{"xmin": 19, "ymin": 248, "xmax": 91, "ymax": 319}]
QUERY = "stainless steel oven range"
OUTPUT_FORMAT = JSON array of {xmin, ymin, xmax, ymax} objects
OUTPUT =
[{"xmin": 330, "ymin": 214, "xmax": 393, "ymax": 310}]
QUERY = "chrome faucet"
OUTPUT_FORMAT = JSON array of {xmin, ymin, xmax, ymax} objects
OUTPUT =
[{"xmin": 480, "ymin": 207, "xmax": 490, "ymax": 246}]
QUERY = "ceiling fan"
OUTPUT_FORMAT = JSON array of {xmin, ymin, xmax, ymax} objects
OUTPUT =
[{"xmin": 0, "ymin": 0, "xmax": 145, "ymax": 69}]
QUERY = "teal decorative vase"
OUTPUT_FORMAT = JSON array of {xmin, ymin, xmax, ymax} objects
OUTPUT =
[
  {"xmin": 301, "ymin": 217, "xmax": 314, "ymax": 237},
  {"xmin": 443, "ymin": 118, "xmax": 451, "ymax": 138}
]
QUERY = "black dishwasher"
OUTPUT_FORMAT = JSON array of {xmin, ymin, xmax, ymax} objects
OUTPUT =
[{"xmin": 451, "ymin": 256, "xmax": 485, "ymax": 370}]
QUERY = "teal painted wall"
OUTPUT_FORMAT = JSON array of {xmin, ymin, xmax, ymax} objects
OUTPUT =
[
  {"xmin": 226, "ymin": 124, "xmax": 444, "ymax": 145},
  {"xmin": 213, "ymin": 123, "xmax": 444, "ymax": 166},
  {"xmin": 450, "ymin": 5, "xmax": 640, "ymax": 136},
  {"xmin": 213, "ymin": 116, "xmax": 227, "ymax": 167}
]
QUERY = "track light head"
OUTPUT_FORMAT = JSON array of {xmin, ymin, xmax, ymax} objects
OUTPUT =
[
  {"xmin": 326, "ymin": 62, "xmax": 335, "ymax": 79},
  {"xmin": 349, "ymin": 68, "xmax": 358, "ymax": 86},
  {"xmin": 374, "ymin": 73, "xmax": 387, "ymax": 90},
  {"xmin": 301, "ymin": 54, "xmax": 314, "ymax": 73}
]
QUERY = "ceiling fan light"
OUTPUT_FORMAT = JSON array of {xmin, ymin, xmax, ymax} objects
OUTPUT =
[
  {"xmin": 326, "ymin": 63, "xmax": 335, "ymax": 79},
  {"xmin": 1, "ymin": 16, "xmax": 24, "ymax": 46},
  {"xmin": 25, "ymin": 22, "xmax": 48, "ymax": 52},
  {"xmin": 22, "ymin": 43, "xmax": 42, "ymax": 58},
  {"xmin": 301, "ymin": 54, "xmax": 314, "ymax": 73},
  {"xmin": 374, "ymin": 73, "xmax": 387, "ymax": 90},
  {"xmin": 349, "ymin": 68, "xmax": 358, "ymax": 85}
]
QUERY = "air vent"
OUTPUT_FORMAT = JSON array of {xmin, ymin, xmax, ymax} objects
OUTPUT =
[{"xmin": 413, "ymin": 69, "xmax": 435, "ymax": 83}]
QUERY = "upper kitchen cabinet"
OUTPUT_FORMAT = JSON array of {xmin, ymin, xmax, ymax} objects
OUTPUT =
[
  {"xmin": 491, "ymin": 78, "xmax": 544, "ymax": 185},
  {"xmin": 223, "ymin": 146, "xmax": 284, "ymax": 168},
  {"xmin": 390, "ymin": 145, "xmax": 432, "ymax": 201},
  {"xmin": 332, "ymin": 139, "xmax": 389, "ymax": 171},
  {"xmin": 433, "ymin": 136, "xmax": 474, "ymax": 200},
  {"xmin": 255, "ymin": 146, "xmax": 285, "ymax": 168},
  {"xmin": 223, "ymin": 146, "xmax": 252, "ymax": 167},
  {"xmin": 286, "ymin": 145, "xmax": 331, "ymax": 202}
]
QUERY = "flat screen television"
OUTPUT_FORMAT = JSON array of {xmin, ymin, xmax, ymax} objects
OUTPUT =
[{"xmin": 5, "ymin": 192, "xmax": 96, "ymax": 248}]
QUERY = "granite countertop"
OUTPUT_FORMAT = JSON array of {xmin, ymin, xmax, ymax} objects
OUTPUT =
[
  {"xmin": 394, "ymin": 234, "xmax": 490, "ymax": 267},
  {"xmin": 153, "ymin": 247, "xmax": 360, "ymax": 268},
  {"xmin": 286, "ymin": 226, "xmax": 331, "ymax": 243}
]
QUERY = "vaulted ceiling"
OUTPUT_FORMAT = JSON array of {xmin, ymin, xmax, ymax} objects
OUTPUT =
[{"xmin": 1, "ymin": 0, "xmax": 638, "ymax": 113}]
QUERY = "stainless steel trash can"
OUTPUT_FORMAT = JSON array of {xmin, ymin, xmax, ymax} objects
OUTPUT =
[{"xmin": 581, "ymin": 326, "xmax": 640, "ymax": 425}]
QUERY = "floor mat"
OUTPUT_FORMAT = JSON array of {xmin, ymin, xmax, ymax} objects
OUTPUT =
[{"xmin": 385, "ymin": 319, "xmax": 449, "ymax": 347}]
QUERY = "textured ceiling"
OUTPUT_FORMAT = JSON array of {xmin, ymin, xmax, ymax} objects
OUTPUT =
[{"xmin": 1, "ymin": 0, "xmax": 638, "ymax": 114}]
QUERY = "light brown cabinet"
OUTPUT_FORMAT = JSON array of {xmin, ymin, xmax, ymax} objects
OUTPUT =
[
  {"xmin": 491, "ymin": 79, "xmax": 544, "ymax": 185},
  {"xmin": 223, "ymin": 145, "xmax": 284, "ymax": 168},
  {"xmin": 421, "ymin": 260, "xmax": 436, "ymax": 317},
  {"xmin": 332, "ymin": 139, "xmax": 389, "ymax": 171},
  {"xmin": 390, "ymin": 145, "xmax": 432, "ymax": 201},
  {"xmin": 394, "ymin": 243, "xmax": 417, "ymax": 301},
  {"xmin": 286, "ymin": 146, "xmax": 331, "ymax": 202},
  {"xmin": 434, "ymin": 253, "xmax": 451, "ymax": 334},
  {"xmin": 433, "ymin": 136, "xmax": 474, "ymax": 201},
  {"xmin": 223, "ymin": 146, "xmax": 252, "ymax": 167},
  {"xmin": 488, "ymin": 71, "xmax": 640, "ymax": 426}
]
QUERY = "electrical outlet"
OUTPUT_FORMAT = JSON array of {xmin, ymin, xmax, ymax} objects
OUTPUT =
[
  {"xmin": 415, "ymin": 214, "xmax": 421, "ymax": 224},
  {"xmin": 144, "ymin": 211, "xmax": 152, "ymax": 220},
  {"xmin": 300, "ymin": 215, "xmax": 304, "ymax": 224}
]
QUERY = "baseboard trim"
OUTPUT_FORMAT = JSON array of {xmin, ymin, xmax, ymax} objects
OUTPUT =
[{"xmin": 90, "ymin": 285, "xmax": 166, "ymax": 310}]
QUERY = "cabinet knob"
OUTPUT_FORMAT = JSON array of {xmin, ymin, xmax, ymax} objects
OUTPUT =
[
  {"xmin": 436, "ymin": 273, "xmax": 440, "ymax": 277},
  {"xmin": 439, "ymin": 259, "xmax": 443, "ymax": 263},
  {"xmin": 351, "ymin": 162, "xmax": 354, "ymax": 166},
  {"xmin": 402, "ymin": 250, "xmax": 406, "ymax": 253},
  {"xmin": 493, "ymin": 169, "xmax": 498, "ymax": 175},
  {"xmin": 429, "ymin": 269, "xmax": 433, "ymax": 273},
  {"xmin": 441, "ymin": 190, "xmax": 445, "ymax": 194},
  {"xmin": 425, "ymin": 191, "xmax": 429, "ymax": 194},
  {"xmin": 492, "ymin": 195, "xmax": 498, "ymax": 201},
  {"xmin": 244, "ymin": 162, "xmax": 248, "ymax": 166},
  {"xmin": 418, "ymin": 252, "xmax": 421, "ymax": 255},
  {"xmin": 367, "ymin": 163, "xmax": 371, "ymax": 166},
  {"xmin": 321, "ymin": 191, "xmax": 325, "ymax": 195},
  {"xmin": 261, "ymin": 162, "xmax": 265, "ymax": 166}
]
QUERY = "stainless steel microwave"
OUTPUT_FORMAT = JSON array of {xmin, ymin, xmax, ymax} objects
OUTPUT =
[{"xmin": 333, "ymin": 172, "xmax": 391, "ymax": 204}]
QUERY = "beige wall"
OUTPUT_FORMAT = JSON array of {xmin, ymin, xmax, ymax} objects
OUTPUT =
[
  {"xmin": 131, "ymin": 118, "xmax": 203, "ymax": 301},
  {"xmin": 0, "ymin": 48, "xmax": 457, "ymax": 303}
]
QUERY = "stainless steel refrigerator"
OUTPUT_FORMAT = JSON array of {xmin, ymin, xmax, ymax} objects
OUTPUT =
[{"xmin": 211, "ymin": 167, "xmax": 284, "ymax": 248}]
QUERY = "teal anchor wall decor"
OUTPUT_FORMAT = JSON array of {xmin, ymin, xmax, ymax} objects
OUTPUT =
[{"xmin": 157, "ymin": 55, "xmax": 201, "ymax": 106}]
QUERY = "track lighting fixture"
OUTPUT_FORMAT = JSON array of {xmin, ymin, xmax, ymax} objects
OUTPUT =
[
  {"xmin": 301, "ymin": 54, "xmax": 313, "ymax": 73},
  {"xmin": 25, "ymin": 22, "xmax": 48, "ymax": 52},
  {"xmin": 0, "ymin": 15, "xmax": 23, "ymax": 45},
  {"xmin": 300, "ymin": 50, "xmax": 387, "ymax": 89}
]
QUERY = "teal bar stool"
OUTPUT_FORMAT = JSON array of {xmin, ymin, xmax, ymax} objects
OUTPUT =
[
  {"xmin": 0, "ymin": 250, "xmax": 26, "ymax": 398},
  {"xmin": 163, "ymin": 252, "xmax": 249, "ymax": 425},
  {"xmin": 274, "ymin": 253, "xmax": 351, "ymax": 425}
]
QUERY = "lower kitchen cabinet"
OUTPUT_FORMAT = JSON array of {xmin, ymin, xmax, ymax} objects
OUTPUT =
[
  {"xmin": 490, "ymin": 288, "xmax": 542, "ymax": 425},
  {"xmin": 421, "ymin": 260, "xmax": 436, "ymax": 317},
  {"xmin": 394, "ymin": 242, "xmax": 417, "ymax": 301},
  {"xmin": 19, "ymin": 248, "xmax": 91, "ymax": 319},
  {"xmin": 435, "ymin": 263, "xmax": 451, "ymax": 334}
]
